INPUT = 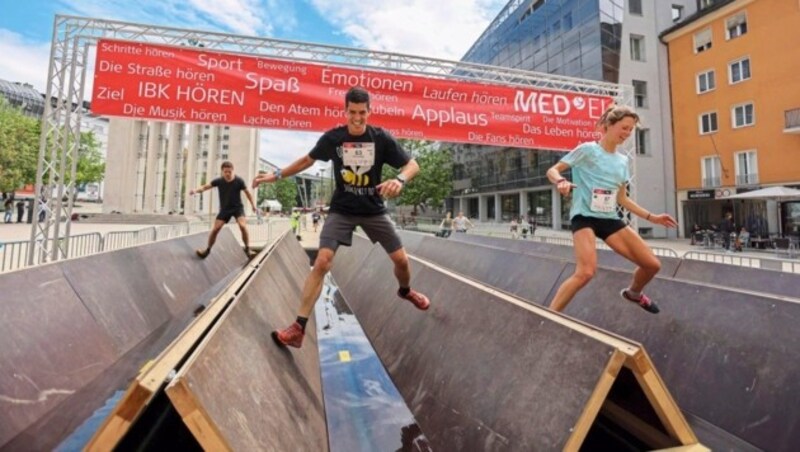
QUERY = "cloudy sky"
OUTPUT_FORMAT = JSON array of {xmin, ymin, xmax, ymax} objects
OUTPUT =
[{"xmin": 0, "ymin": 0, "xmax": 507, "ymax": 170}]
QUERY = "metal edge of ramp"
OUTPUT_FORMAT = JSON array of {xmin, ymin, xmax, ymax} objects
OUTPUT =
[
  {"xmin": 163, "ymin": 234, "xmax": 327, "ymax": 451},
  {"xmin": 332, "ymin": 236, "xmax": 704, "ymax": 450},
  {"xmin": 83, "ymin": 232, "xmax": 287, "ymax": 451}
]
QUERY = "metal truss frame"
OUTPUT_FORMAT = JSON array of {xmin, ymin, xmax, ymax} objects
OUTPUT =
[{"xmin": 31, "ymin": 14, "xmax": 633, "ymax": 263}]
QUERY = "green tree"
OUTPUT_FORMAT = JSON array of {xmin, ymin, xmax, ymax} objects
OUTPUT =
[
  {"xmin": 0, "ymin": 97, "xmax": 39, "ymax": 192},
  {"xmin": 383, "ymin": 140, "xmax": 453, "ymax": 213},
  {"xmin": 75, "ymin": 131, "xmax": 105, "ymax": 185},
  {"xmin": 258, "ymin": 176, "xmax": 298, "ymax": 213}
]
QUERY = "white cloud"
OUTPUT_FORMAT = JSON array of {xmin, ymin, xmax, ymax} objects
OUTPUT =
[
  {"xmin": 308, "ymin": 0, "xmax": 506, "ymax": 60},
  {"xmin": 0, "ymin": 30, "xmax": 52, "ymax": 92}
]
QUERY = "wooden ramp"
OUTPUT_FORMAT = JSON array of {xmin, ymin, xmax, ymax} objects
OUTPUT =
[
  {"xmin": 163, "ymin": 233, "xmax": 327, "ymax": 451},
  {"xmin": 331, "ymin": 237, "xmax": 707, "ymax": 450},
  {"xmin": 83, "ymin": 239, "xmax": 273, "ymax": 451},
  {"xmin": 407, "ymin": 232, "xmax": 792, "ymax": 451},
  {"xmin": 0, "ymin": 230, "xmax": 247, "ymax": 451}
]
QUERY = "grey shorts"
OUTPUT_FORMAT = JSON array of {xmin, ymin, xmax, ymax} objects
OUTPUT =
[{"xmin": 320, "ymin": 212, "xmax": 403, "ymax": 254}]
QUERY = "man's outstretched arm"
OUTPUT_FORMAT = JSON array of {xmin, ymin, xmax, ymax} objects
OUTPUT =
[{"xmin": 253, "ymin": 155, "xmax": 316, "ymax": 188}]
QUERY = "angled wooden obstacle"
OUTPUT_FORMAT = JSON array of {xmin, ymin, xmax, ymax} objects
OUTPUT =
[
  {"xmin": 84, "ymin": 236, "xmax": 277, "ymax": 451},
  {"xmin": 330, "ymin": 236, "xmax": 708, "ymax": 450}
]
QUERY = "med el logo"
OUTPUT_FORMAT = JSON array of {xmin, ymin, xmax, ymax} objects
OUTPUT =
[{"xmin": 573, "ymin": 97, "xmax": 586, "ymax": 110}]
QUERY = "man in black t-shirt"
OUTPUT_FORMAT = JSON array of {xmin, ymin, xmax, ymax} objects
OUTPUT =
[
  {"xmin": 190, "ymin": 161, "xmax": 257, "ymax": 259},
  {"xmin": 252, "ymin": 86, "xmax": 431, "ymax": 349}
]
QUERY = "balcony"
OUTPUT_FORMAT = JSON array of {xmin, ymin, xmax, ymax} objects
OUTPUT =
[
  {"xmin": 785, "ymin": 108, "xmax": 800, "ymax": 134},
  {"xmin": 736, "ymin": 173, "xmax": 759, "ymax": 186},
  {"xmin": 702, "ymin": 177, "xmax": 721, "ymax": 188}
]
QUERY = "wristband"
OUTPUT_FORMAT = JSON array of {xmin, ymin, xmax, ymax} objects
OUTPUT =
[
  {"xmin": 646, "ymin": 213, "xmax": 651, "ymax": 220},
  {"xmin": 275, "ymin": 169, "xmax": 282, "ymax": 180},
  {"xmin": 555, "ymin": 178, "xmax": 566, "ymax": 184}
]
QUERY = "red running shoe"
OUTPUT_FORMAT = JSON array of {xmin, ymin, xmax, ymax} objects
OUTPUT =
[
  {"xmin": 620, "ymin": 289, "xmax": 660, "ymax": 314},
  {"xmin": 397, "ymin": 289, "xmax": 431, "ymax": 310},
  {"xmin": 272, "ymin": 322, "xmax": 304, "ymax": 348}
]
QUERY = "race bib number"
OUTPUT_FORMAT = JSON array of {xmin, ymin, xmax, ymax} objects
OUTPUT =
[
  {"xmin": 591, "ymin": 188, "xmax": 617, "ymax": 213},
  {"xmin": 342, "ymin": 142, "xmax": 375, "ymax": 170}
]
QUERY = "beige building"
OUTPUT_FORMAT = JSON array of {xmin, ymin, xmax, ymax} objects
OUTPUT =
[{"xmin": 104, "ymin": 119, "xmax": 259, "ymax": 215}]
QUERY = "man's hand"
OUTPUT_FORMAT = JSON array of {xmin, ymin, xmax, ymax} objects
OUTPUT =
[
  {"xmin": 252, "ymin": 173, "xmax": 276, "ymax": 189},
  {"xmin": 189, "ymin": 188, "xmax": 197, "ymax": 196},
  {"xmin": 376, "ymin": 178, "xmax": 404, "ymax": 198}
]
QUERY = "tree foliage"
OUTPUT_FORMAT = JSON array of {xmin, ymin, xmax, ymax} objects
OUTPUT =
[
  {"xmin": 75, "ymin": 131, "xmax": 105, "ymax": 185},
  {"xmin": 0, "ymin": 97, "xmax": 39, "ymax": 192},
  {"xmin": 258, "ymin": 176, "xmax": 298, "ymax": 212},
  {"xmin": 383, "ymin": 140, "xmax": 453, "ymax": 212},
  {"xmin": 0, "ymin": 97, "xmax": 105, "ymax": 194}
]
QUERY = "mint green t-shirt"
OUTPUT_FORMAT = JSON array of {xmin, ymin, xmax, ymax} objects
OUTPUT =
[{"xmin": 559, "ymin": 142, "xmax": 630, "ymax": 220}]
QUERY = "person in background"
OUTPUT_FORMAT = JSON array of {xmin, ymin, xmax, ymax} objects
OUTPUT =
[
  {"xmin": 453, "ymin": 211, "xmax": 474, "ymax": 233},
  {"xmin": 190, "ymin": 161, "xmax": 257, "ymax": 259},
  {"xmin": 438, "ymin": 211, "xmax": 454, "ymax": 238}
]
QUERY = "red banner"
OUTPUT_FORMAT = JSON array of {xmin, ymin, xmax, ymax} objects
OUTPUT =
[{"xmin": 91, "ymin": 39, "xmax": 612, "ymax": 151}]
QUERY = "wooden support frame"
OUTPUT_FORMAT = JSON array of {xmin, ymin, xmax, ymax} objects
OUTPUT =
[{"xmin": 84, "ymin": 236, "xmax": 280, "ymax": 451}]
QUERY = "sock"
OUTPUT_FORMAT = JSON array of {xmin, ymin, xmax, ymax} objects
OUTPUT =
[
  {"xmin": 398, "ymin": 287, "xmax": 410, "ymax": 297},
  {"xmin": 296, "ymin": 316, "xmax": 309, "ymax": 331},
  {"xmin": 626, "ymin": 289, "xmax": 642, "ymax": 299}
]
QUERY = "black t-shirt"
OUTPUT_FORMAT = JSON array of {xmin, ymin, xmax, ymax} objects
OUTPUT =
[
  {"xmin": 309, "ymin": 125, "xmax": 410, "ymax": 216},
  {"xmin": 211, "ymin": 176, "xmax": 246, "ymax": 211}
]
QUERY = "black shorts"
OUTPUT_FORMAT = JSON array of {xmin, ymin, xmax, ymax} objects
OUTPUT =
[
  {"xmin": 570, "ymin": 214, "xmax": 627, "ymax": 241},
  {"xmin": 320, "ymin": 212, "xmax": 403, "ymax": 254},
  {"xmin": 217, "ymin": 207, "xmax": 245, "ymax": 223}
]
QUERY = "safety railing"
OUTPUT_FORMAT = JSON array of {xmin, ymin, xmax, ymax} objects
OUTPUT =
[
  {"xmin": 683, "ymin": 251, "xmax": 800, "ymax": 274},
  {"xmin": 0, "ymin": 218, "xmax": 295, "ymax": 274},
  {"xmin": 1, "ymin": 232, "xmax": 104, "ymax": 273}
]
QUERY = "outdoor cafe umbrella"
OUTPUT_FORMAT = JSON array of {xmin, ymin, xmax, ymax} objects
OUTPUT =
[{"xmin": 728, "ymin": 186, "xmax": 800, "ymax": 236}]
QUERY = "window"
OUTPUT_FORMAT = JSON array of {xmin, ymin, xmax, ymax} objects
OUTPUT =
[
  {"xmin": 726, "ymin": 12, "xmax": 748, "ymax": 40},
  {"xmin": 698, "ymin": 0, "xmax": 714, "ymax": 10},
  {"xmin": 729, "ymin": 57, "xmax": 751, "ymax": 84},
  {"xmin": 735, "ymin": 150, "xmax": 758, "ymax": 185},
  {"xmin": 629, "ymin": 0, "xmax": 642, "ymax": 15},
  {"xmin": 701, "ymin": 156, "xmax": 722, "ymax": 188},
  {"xmin": 699, "ymin": 112, "xmax": 718, "ymax": 134},
  {"xmin": 222, "ymin": 144, "xmax": 229, "ymax": 150},
  {"xmin": 694, "ymin": 28, "xmax": 712, "ymax": 53},
  {"xmin": 563, "ymin": 12, "xmax": 573, "ymax": 30},
  {"xmin": 630, "ymin": 35, "xmax": 645, "ymax": 61},
  {"xmin": 636, "ymin": 128, "xmax": 650, "ymax": 155},
  {"xmin": 697, "ymin": 70, "xmax": 716, "ymax": 93},
  {"xmin": 672, "ymin": 4, "xmax": 684, "ymax": 22},
  {"xmin": 732, "ymin": 103, "xmax": 755, "ymax": 128},
  {"xmin": 633, "ymin": 80, "xmax": 648, "ymax": 108}
]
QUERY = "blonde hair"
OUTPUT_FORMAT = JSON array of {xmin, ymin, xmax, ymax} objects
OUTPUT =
[{"xmin": 597, "ymin": 105, "xmax": 639, "ymax": 129}]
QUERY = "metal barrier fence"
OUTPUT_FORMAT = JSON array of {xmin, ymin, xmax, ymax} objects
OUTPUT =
[
  {"xmin": 104, "ymin": 227, "xmax": 157, "ymax": 252},
  {"xmin": 0, "ymin": 219, "xmax": 296, "ymax": 274},
  {"xmin": 683, "ymin": 251, "xmax": 800, "ymax": 274}
]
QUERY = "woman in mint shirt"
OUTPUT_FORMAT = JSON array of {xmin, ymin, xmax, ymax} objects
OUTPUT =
[{"xmin": 546, "ymin": 105, "xmax": 677, "ymax": 314}]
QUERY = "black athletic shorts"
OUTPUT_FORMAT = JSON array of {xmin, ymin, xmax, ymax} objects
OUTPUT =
[
  {"xmin": 217, "ymin": 207, "xmax": 245, "ymax": 223},
  {"xmin": 570, "ymin": 214, "xmax": 627, "ymax": 241}
]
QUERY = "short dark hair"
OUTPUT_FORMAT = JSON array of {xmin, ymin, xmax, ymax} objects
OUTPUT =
[
  {"xmin": 345, "ymin": 86, "xmax": 370, "ymax": 109},
  {"xmin": 221, "ymin": 161, "xmax": 234, "ymax": 170}
]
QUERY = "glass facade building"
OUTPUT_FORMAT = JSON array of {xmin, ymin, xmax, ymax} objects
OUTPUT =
[
  {"xmin": 452, "ymin": 0, "xmax": 627, "ymax": 227},
  {"xmin": 451, "ymin": 0, "xmax": 688, "ymax": 237},
  {"xmin": 0, "ymin": 79, "xmax": 46, "ymax": 118}
]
